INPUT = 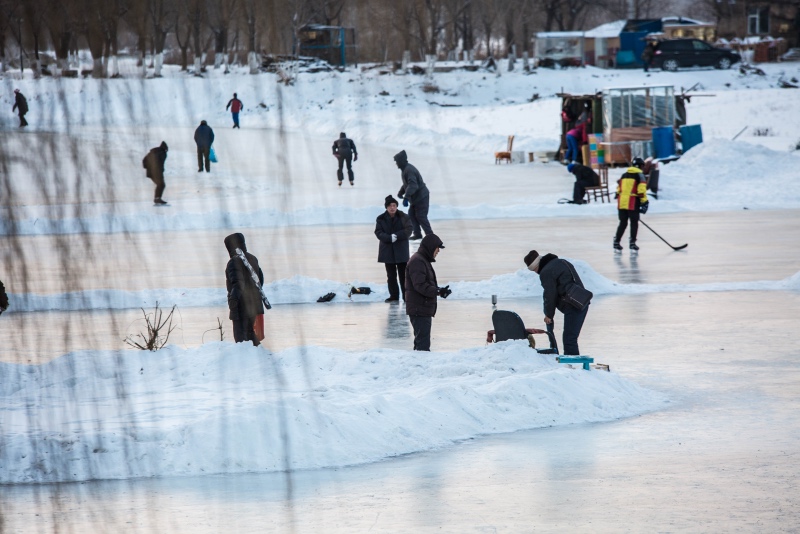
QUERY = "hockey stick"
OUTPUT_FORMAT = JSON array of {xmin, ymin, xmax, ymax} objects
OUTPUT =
[
  {"xmin": 639, "ymin": 220, "xmax": 687, "ymax": 251},
  {"xmin": 235, "ymin": 248, "xmax": 272, "ymax": 309}
]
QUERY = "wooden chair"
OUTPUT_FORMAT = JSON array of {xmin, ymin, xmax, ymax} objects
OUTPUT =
[
  {"xmin": 494, "ymin": 135, "xmax": 514, "ymax": 164},
  {"xmin": 584, "ymin": 166, "xmax": 611, "ymax": 203}
]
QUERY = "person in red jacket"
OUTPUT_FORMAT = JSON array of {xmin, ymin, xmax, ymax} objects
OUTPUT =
[
  {"xmin": 614, "ymin": 158, "xmax": 649, "ymax": 251},
  {"xmin": 226, "ymin": 93, "xmax": 244, "ymax": 128}
]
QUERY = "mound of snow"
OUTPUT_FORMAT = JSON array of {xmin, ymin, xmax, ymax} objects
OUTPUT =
[{"xmin": 0, "ymin": 342, "xmax": 666, "ymax": 484}]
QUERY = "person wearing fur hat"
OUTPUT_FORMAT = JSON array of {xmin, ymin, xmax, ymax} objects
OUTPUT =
[
  {"xmin": 375, "ymin": 195, "xmax": 413, "ymax": 302},
  {"xmin": 142, "ymin": 141, "xmax": 169, "ymax": 205},
  {"xmin": 524, "ymin": 250, "xmax": 590, "ymax": 355},
  {"xmin": 567, "ymin": 162, "xmax": 599, "ymax": 204},
  {"xmin": 12, "ymin": 89, "xmax": 28, "ymax": 127},
  {"xmin": 224, "ymin": 233, "xmax": 265, "ymax": 346},
  {"xmin": 332, "ymin": 132, "xmax": 358, "ymax": 186},
  {"xmin": 394, "ymin": 149, "xmax": 431, "ymax": 240},
  {"xmin": 406, "ymin": 233, "xmax": 450, "ymax": 351}
]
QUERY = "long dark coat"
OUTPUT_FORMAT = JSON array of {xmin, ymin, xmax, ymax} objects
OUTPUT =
[
  {"xmin": 405, "ymin": 234, "xmax": 444, "ymax": 317},
  {"xmin": 224, "ymin": 233, "xmax": 265, "ymax": 320},
  {"xmin": 375, "ymin": 210, "xmax": 413, "ymax": 264},
  {"xmin": 143, "ymin": 143, "xmax": 168, "ymax": 179}
]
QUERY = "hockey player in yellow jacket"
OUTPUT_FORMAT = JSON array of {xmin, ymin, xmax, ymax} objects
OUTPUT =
[{"xmin": 614, "ymin": 158, "xmax": 649, "ymax": 251}]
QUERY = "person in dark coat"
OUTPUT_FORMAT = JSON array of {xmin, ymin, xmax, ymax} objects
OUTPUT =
[
  {"xmin": 226, "ymin": 93, "xmax": 244, "ymax": 128},
  {"xmin": 332, "ymin": 132, "xmax": 358, "ymax": 186},
  {"xmin": 394, "ymin": 150, "xmax": 432, "ymax": 240},
  {"xmin": 0, "ymin": 279, "xmax": 9, "ymax": 315},
  {"xmin": 641, "ymin": 41, "xmax": 656, "ymax": 72},
  {"xmin": 524, "ymin": 250, "xmax": 590, "ymax": 356},
  {"xmin": 12, "ymin": 89, "xmax": 28, "ymax": 127},
  {"xmin": 143, "ymin": 141, "xmax": 169, "ymax": 205},
  {"xmin": 194, "ymin": 120, "xmax": 215, "ymax": 172},
  {"xmin": 224, "ymin": 232, "xmax": 265, "ymax": 346},
  {"xmin": 375, "ymin": 195, "xmax": 413, "ymax": 302},
  {"xmin": 405, "ymin": 233, "xmax": 449, "ymax": 351},
  {"xmin": 567, "ymin": 163, "xmax": 599, "ymax": 204}
]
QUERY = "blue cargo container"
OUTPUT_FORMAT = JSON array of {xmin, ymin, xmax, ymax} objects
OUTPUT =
[
  {"xmin": 680, "ymin": 124, "xmax": 703, "ymax": 153},
  {"xmin": 651, "ymin": 126, "xmax": 676, "ymax": 159}
]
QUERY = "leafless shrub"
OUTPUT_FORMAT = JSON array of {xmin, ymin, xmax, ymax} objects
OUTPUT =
[
  {"xmin": 752, "ymin": 127, "xmax": 773, "ymax": 137},
  {"xmin": 202, "ymin": 318, "xmax": 225, "ymax": 343},
  {"xmin": 421, "ymin": 83, "xmax": 440, "ymax": 93},
  {"xmin": 124, "ymin": 303, "xmax": 177, "ymax": 351}
]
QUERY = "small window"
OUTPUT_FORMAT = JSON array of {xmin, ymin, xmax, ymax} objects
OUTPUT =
[
  {"xmin": 748, "ymin": 6, "xmax": 769, "ymax": 34},
  {"xmin": 692, "ymin": 40, "xmax": 711, "ymax": 51}
]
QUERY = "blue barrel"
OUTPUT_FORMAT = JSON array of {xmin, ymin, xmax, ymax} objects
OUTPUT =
[
  {"xmin": 680, "ymin": 124, "xmax": 704, "ymax": 153},
  {"xmin": 651, "ymin": 126, "xmax": 676, "ymax": 159}
]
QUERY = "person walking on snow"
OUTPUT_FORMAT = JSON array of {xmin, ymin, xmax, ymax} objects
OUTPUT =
[
  {"xmin": 332, "ymin": 132, "xmax": 358, "ymax": 186},
  {"xmin": 375, "ymin": 195, "xmax": 413, "ymax": 303},
  {"xmin": 614, "ymin": 157, "xmax": 649, "ymax": 251},
  {"xmin": 142, "ymin": 141, "xmax": 169, "ymax": 205},
  {"xmin": 405, "ymin": 234, "xmax": 450, "ymax": 351},
  {"xmin": 226, "ymin": 93, "xmax": 244, "ymax": 128},
  {"xmin": 0, "ymin": 279, "xmax": 9, "ymax": 315},
  {"xmin": 394, "ymin": 150, "xmax": 432, "ymax": 240},
  {"xmin": 524, "ymin": 250, "xmax": 591, "ymax": 356},
  {"xmin": 224, "ymin": 232, "xmax": 265, "ymax": 346},
  {"xmin": 12, "ymin": 89, "xmax": 28, "ymax": 127},
  {"xmin": 567, "ymin": 163, "xmax": 599, "ymax": 204},
  {"xmin": 194, "ymin": 120, "xmax": 215, "ymax": 172}
]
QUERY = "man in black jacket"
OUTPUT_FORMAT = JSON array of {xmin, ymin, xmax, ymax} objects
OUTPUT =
[
  {"xmin": 406, "ymin": 233, "xmax": 449, "ymax": 351},
  {"xmin": 12, "ymin": 89, "xmax": 28, "ymax": 127},
  {"xmin": 224, "ymin": 233, "xmax": 265, "ymax": 346},
  {"xmin": 375, "ymin": 195, "xmax": 413, "ymax": 302},
  {"xmin": 194, "ymin": 120, "xmax": 215, "ymax": 172},
  {"xmin": 143, "ymin": 141, "xmax": 169, "ymax": 205},
  {"xmin": 567, "ymin": 163, "xmax": 599, "ymax": 204},
  {"xmin": 394, "ymin": 150, "xmax": 432, "ymax": 240},
  {"xmin": 0, "ymin": 279, "xmax": 9, "ymax": 315},
  {"xmin": 524, "ymin": 250, "xmax": 590, "ymax": 355},
  {"xmin": 332, "ymin": 132, "xmax": 358, "ymax": 186}
]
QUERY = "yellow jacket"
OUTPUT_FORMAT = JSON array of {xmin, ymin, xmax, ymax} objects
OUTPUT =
[{"xmin": 616, "ymin": 167, "xmax": 648, "ymax": 210}]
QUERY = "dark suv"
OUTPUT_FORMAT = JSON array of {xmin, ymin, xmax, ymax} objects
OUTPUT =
[{"xmin": 653, "ymin": 39, "xmax": 741, "ymax": 71}]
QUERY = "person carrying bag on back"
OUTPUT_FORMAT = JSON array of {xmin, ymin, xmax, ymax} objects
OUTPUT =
[{"xmin": 524, "ymin": 250, "xmax": 592, "ymax": 356}]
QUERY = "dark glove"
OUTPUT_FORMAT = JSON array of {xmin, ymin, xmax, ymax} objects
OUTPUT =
[
  {"xmin": 639, "ymin": 201, "xmax": 649, "ymax": 214},
  {"xmin": 403, "ymin": 198, "xmax": 409, "ymax": 207},
  {"xmin": 438, "ymin": 285, "xmax": 452, "ymax": 299},
  {"xmin": 354, "ymin": 154, "xmax": 358, "ymax": 161}
]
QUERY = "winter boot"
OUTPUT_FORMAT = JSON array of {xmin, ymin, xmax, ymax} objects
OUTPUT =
[
  {"xmin": 629, "ymin": 239, "xmax": 639, "ymax": 251},
  {"xmin": 350, "ymin": 181, "xmax": 354, "ymax": 187},
  {"xmin": 154, "ymin": 198, "xmax": 168, "ymax": 205},
  {"xmin": 338, "ymin": 180, "xmax": 343, "ymax": 187},
  {"xmin": 613, "ymin": 237, "xmax": 623, "ymax": 252}
]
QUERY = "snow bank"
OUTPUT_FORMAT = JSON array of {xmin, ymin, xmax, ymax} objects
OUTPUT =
[
  {"xmin": 8, "ymin": 262, "xmax": 799, "ymax": 312},
  {"xmin": 0, "ymin": 341, "xmax": 667, "ymax": 484}
]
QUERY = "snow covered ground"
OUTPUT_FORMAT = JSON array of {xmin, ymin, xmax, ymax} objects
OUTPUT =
[{"xmin": 1, "ymin": 59, "xmax": 799, "ymax": 530}]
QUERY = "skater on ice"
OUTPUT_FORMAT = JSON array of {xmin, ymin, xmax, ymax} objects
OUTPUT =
[
  {"xmin": 194, "ymin": 120, "xmax": 215, "ymax": 173},
  {"xmin": 224, "ymin": 233, "xmax": 266, "ymax": 346},
  {"xmin": 142, "ymin": 141, "xmax": 169, "ymax": 205},
  {"xmin": 524, "ymin": 250, "xmax": 591, "ymax": 356},
  {"xmin": 394, "ymin": 149, "xmax": 432, "ymax": 240},
  {"xmin": 225, "ymin": 93, "xmax": 244, "ymax": 128},
  {"xmin": 405, "ymin": 234, "xmax": 450, "ymax": 351},
  {"xmin": 332, "ymin": 132, "xmax": 358, "ymax": 186},
  {"xmin": 12, "ymin": 89, "xmax": 28, "ymax": 128},
  {"xmin": 567, "ymin": 163, "xmax": 599, "ymax": 204},
  {"xmin": 614, "ymin": 158, "xmax": 650, "ymax": 252},
  {"xmin": 375, "ymin": 195, "xmax": 413, "ymax": 303}
]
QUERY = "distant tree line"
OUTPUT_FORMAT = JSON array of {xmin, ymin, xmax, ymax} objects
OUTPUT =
[{"xmin": 0, "ymin": 0, "xmax": 703, "ymax": 77}]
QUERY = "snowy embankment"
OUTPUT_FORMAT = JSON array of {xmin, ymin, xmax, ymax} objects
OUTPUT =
[
  {"xmin": 7, "ymin": 261, "xmax": 800, "ymax": 312},
  {"xmin": 0, "ymin": 341, "xmax": 667, "ymax": 484}
]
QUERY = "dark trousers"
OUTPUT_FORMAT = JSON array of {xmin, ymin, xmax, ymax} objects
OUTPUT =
[
  {"xmin": 337, "ymin": 155, "xmax": 354, "ymax": 182},
  {"xmin": 615, "ymin": 209, "xmax": 640, "ymax": 242},
  {"xmin": 385, "ymin": 262, "xmax": 407, "ymax": 300},
  {"xmin": 232, "ymin": 316, "xmax": 260, "ymax": 346},
  {"xmin": 573, "ymin": 177, "xmax": 595, "ymax": 203},
  {"xmin": 150, "ymin": 172, "xmax": 165, "ymax": 200},
  {"xmin": 409, "ymin": 197, "xmax": 432, "ymax": 237},
  {"xmin": 409, "ymin": 315, "xmax": 432, "ymax": 351},
  {"xmin": 18, "ymin": 112, "xmax": 28, "ymax": 127},
  {"xmin": 562, "ymin": 304, "xmax": 589, "ymax": 356},
  {"xmin": 197, "ymin": 147, "xmax": 211, "ymax": 171},
  {"xmin": 232, "ymin": 112, "xmax": 240, "ymax": 128}
]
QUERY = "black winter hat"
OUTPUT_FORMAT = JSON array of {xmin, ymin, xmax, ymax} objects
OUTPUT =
[
  {"xmin": 340, "ymin": 132, "xmax": 346, "ymax": 138},
  {"xmin": 160, "ymin": 141, "xmax": 168, "ymax": 151},
  {"xmin": 393, "ymin": 150, "xmax": 408, "ymax": 165},
  {"xmin": 224, "ymin": 232, "xmax": 247, "ymax": 257},
  {"xmin": 385, "ymin": 195, "xmax": 399, "ymax": 208},
  {"xmin": 523, "ymin": 250, "xmax": 539, "ymax": 267}
]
